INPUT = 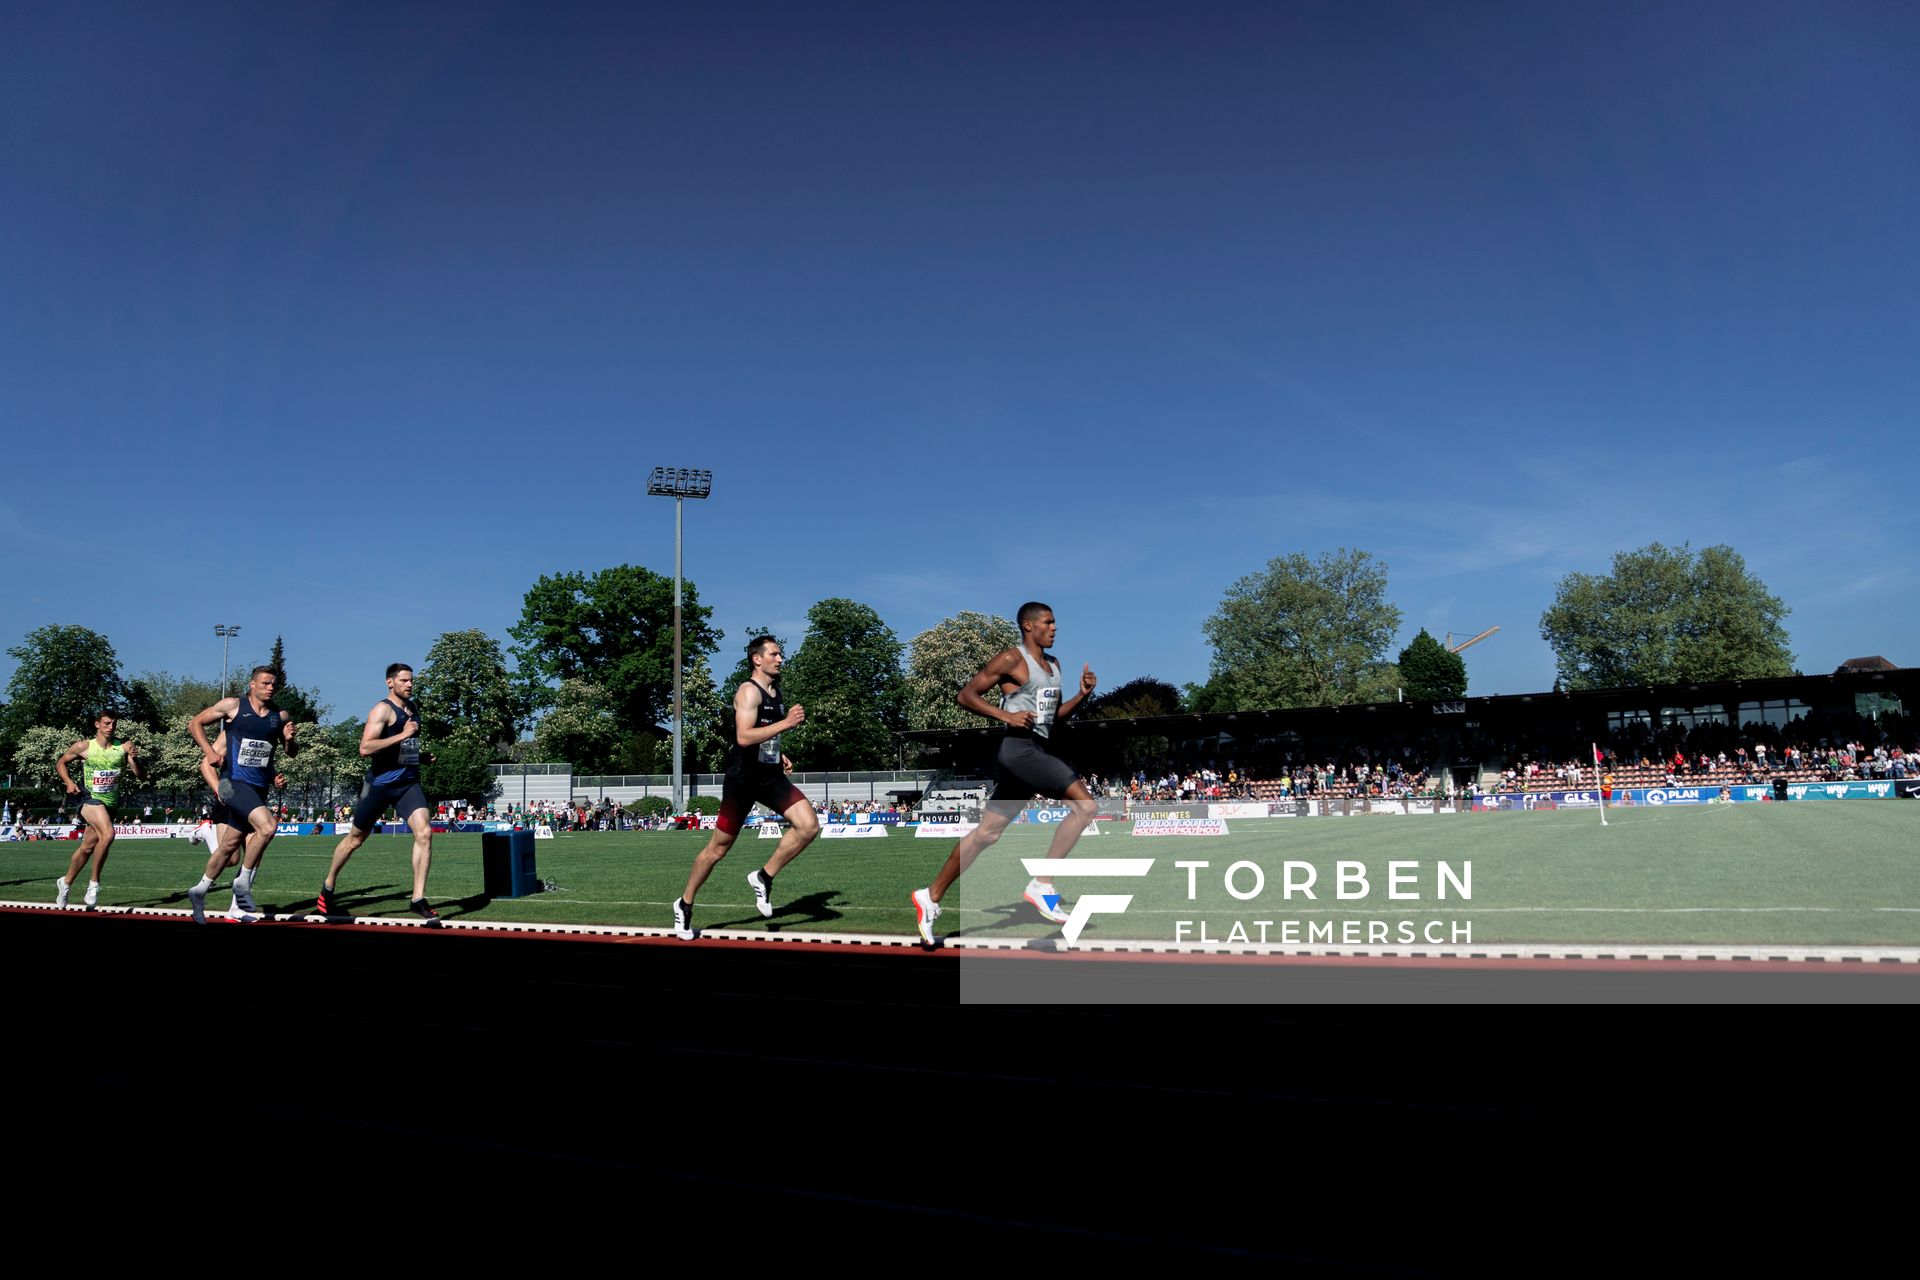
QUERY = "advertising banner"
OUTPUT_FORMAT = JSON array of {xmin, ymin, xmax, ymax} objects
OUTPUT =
[
  {"xmin": 1130, "ymin": 807, "xmax": 1201, "ymax": 821},
  {"xmin": 1785, "ymin": 780, "xmax": 1898, "ymax": 802},
  {"xmin": 820, "ymin": 824, "xmax": 889, "ymax": 839},
  {"xmin": 914, "ymin": 822, "xmax": 976, "ymax": 837},
  {"xmin": 1132, "ymin": 819, "xmax": 1230, "ymax": 837}
]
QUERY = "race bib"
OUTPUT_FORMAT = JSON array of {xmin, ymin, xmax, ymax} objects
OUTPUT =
[
  {"xmin": 89, "ymin": 769, "xmax": 119, "ymax": 793},
  {"xmin": 758, "ymin": 733, "xmax": 782, "ymax": 765},
  {"xmin": 399, "ymin": 737, "xmax": 421, "ymax": 765},
  {"xmin": 1034, "ymin": 686, "xmax": 1060, "ymax": 729},
  {"xmin": 236, "ymin": 737, "xmax": 274, "ymax": 768}
]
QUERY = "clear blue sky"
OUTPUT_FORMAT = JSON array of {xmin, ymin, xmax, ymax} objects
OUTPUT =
[{"xmin": 3, "ymin": 1, "xmax": 1915, "ymax": 722}]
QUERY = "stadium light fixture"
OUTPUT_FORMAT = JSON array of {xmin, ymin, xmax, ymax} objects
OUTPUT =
[
  {"xmin": 214, "ymin": 624, "xmax": 242, "ymax": 696},
  {"xmin": 647, "ymin": 468, "xmax": 714, "ymax": 813}
]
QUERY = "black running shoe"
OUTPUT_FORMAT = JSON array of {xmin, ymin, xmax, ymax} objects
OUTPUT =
[
  {"xmin": 410, "ymin": 897, "xmax": 443, "ymax": 927},
  {"xmin": 315, "ymin": 884, "xmax": 338, "ymax": 917}
]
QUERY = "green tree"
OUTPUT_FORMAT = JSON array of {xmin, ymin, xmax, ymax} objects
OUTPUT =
[
  {"xmin": 279, "ymin": 726, "xmax": 343, "ymax": 816},
  {"xmin": 509, "ymin": 564, "xmax": 723, "ymax": 730},
  {"xmin": 1540, "ymin": 543, "xmax": 1794, "ymax": 690},
  {"xmin": 1202, "ymin": 549, "xmax": 1403, "ymax": 710},
  {"xmin": 1085, "ymin": 676, "xmax": 1184, "ymax": 720},
  {"xmin": 904, "ymin": 612, "xmax": 1019, "ymax": 731},
  {"xmin": 418, "ymin": 629, "xmax": 526, "ymax": 748},
  {"xmin": 531, "ymin": 679, "xmax": 621, "ymax": 773},
  {"xmin": 259, "ymin": 635, "xmax": 326, "ymax": 725},
  {"xmin": 422, "ymin": 726, "xmax": 498, "ymax": 805},
  {"xmin": 781, "ymin": 599, "xmax": 906, "ymax": 769},
  {"xmin": 1397, "ymin": 630, "xmax": 1468, "ymax": 701},
  {"xmin": 3, "ymin": 625, "xmax": 125, "ymax": 748},
  {"xmin": 12, "ymin": 725, "xmax": 82, "ymax": 795}
]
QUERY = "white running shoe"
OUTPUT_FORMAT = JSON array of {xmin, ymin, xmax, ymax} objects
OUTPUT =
[
  {"xmin": 224, "ymin": 901, "xmax": 261, "ymax": 923},
  {"xmin": 188, "ymin": 883, "xmax": 208, "ymax": 925},
  {"xmin": 747, "ymin": 869, "xmax": 774, "ymax": 918},
  {"xmin": 1024, "ymin": 878, "xmax": 1070, "ymax": 925},
  {"xmin": 671, "ymin": 897, "xmax": 695, "ymax": 941},
  {"xmin": 54, "ymin": 877, "xmax": 70, "ymax": 909},
  {"xmin": 83, "ymin": 880, "xmax": 99, "ymax": 908},
  {"xmin": 912, "ymin": 888, "xmax": 941, "ymax": 945}
]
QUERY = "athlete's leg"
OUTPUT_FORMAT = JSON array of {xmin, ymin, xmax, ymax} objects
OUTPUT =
[
  {"xmin": 63, "ymin": 817, "xmax": 101, "ymax": 889},
  {"xmin": 405, "ymin": 807, "xmax": 432, "ymax": 901},
  {"xmin": 1037, "ymin": 779, "xmax": 1098, "ymax": 863},
  {"xmin": 325, "ymin": 826, "xmax": 370, "ymax": 891},
  {"xmin": 682, "ymin": 826, "xmax": 738, "ymax": 905},
  {"xmin": 239, "ymin": 805, "xmax": 277, "ymax": 872},
  {"xmin": 929, "ymin": 802, "xmax": 1018, "ymax": 902},
  {"xmin": 79, "ymin": 803, "xmax": 116, "ymax": 884},
  {"xmin": 762, "ymin": 794, "xmax": 821, "ymax": 879}
]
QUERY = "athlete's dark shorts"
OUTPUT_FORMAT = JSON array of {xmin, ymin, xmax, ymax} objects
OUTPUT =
[
  {"xmin": 352, "ymin": 778, "xmax": 430, "ymax": 832},
  {"xmin": 990, "ymin": 734, "xmax": 1079, "ymax": 805},
  {"xmin": 218, "ymin": 778, "xmax": 271, "ymax": 829},
  {"xmin": 77, "ymin": 796, "xmax": 116, "ymax": 815},
  {"xmin": 716, "ymin": 770, "xmax": 807, "ymax": 836}
]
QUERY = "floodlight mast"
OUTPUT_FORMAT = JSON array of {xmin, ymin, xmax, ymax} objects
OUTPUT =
[
  {"xmin": 214, "ymin": 624, "xmax": 242, "ymax": 696},
  {"xmin": 646, "ymin": 468, "xmax": 714, "ymax": 813}
]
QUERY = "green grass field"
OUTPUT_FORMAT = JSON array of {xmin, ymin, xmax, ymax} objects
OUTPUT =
[{"xmin": 8, "ymin": 803, "xmax": 1917, "ymax": 945}]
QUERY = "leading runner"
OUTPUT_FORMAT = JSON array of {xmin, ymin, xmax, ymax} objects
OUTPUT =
[
  {"xmin": 53, "ymin": 711, "xmax": 143, "ymax": 907},
  {"xmin": 911, "ymin": 602, "xmax": 1098, "ymax": 945}
]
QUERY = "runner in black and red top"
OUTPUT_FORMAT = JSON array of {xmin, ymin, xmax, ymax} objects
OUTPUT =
[{"xmin": 672, "ymin": 636, "xmax": 819, "ymax": 939}]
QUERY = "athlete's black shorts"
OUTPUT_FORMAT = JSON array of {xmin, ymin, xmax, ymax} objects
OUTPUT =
[
  {"xmin": 716, "ymin": 769, "xmax": 807, "ymax": 836},
  {"xmin": 218, "ymin": 778, "xmax": 271, "ymax": 829},
  {"xmin": 990, "ymin": 734, "xmax": 1079, "ymax": 805},
  {"xmin": 77, "ymin": 796, "xmax": 115, "ymax": 815},
  {"xmin": 352, "ymin": 777, "xmax": 429, "ymax": 832}
]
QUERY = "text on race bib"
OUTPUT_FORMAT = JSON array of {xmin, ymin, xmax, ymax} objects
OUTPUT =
[
  {"xmin": 236, "ymin": 738, "xmax": 274, "ymax": 768},
  {"xmin": 399, "ymin": 738, "xmax": 421, "ymax": 765},
  {"xmin": 89, "ymin": 769, "xmax": 119, "ymax": 792},
  {"xmin": 1034, "ymin": 685, "xmax": 1060, "ymax": 728},
  {"xmin": 759, "ymin": 734, "xmax": 782, "ymax": 765}
]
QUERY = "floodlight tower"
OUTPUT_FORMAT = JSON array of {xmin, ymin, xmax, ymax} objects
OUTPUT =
[
  {"xmin": 214, "ymin": 624, "xmax": 242, "ymax": 696},
  {"xmin": 646, "ymin": 467, "xmax": 713, "ymax": 813}
]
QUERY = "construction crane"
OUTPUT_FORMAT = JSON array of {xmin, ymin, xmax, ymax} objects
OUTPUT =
[{"xmin": 1445, "ymin": 626, "xmax": 1500, "ymax": 654}]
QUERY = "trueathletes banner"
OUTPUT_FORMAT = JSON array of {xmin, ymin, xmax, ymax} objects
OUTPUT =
[
  {"xmin": 1129, "ymin": 807, "xmax": 1202, "ymax": 821},
  {"xmin": 1133, "ymin": 819, "xmax": 1230, "ymax": 837},
  {"xmin": 819, "ymin": 824, "xmax": 889, "ymax": 839}
]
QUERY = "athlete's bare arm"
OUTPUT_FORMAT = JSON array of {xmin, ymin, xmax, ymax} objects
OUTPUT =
[
  {"xmin": 189, "ymin": 699, "xmax": 240, "ymax": 763},
  {"xmin": 123, "ymin": 739, "xmax": 143, "ymax": 780},
  {"xmin": 55, "ymin": 740, "xmax": 87, "ymax": 794},
  {"xmin": 958, "ymin": 648, "xmax": 1034, "ymax": 728},
  {"xmin": 1058, "ymin": 661, "xmax": 1098, "ymax": 718},
  {"xmin": 358, "ymin": 701, "xmax": 404, "ymax": 757},
  {"xmin": 281, "ymin": 715, "xmax": 300, "ymax": 757},
  {"xmin": 733, "ymin": 683, "xmax": 803, "ymax": 747}
]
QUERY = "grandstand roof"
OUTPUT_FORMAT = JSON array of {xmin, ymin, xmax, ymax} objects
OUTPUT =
[{"xmin": 1836, "ymin": 656, "xmax": 1898, "ymax": 672}]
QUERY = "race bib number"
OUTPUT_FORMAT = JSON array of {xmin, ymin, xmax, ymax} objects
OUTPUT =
[
  {"xmin": 399, "ymin": 737, "xmax": 421, "ymax": 765},
  {"xmin": 1034, "ymin": 686, "xmax": 1060, "ymax": 730},
  {"xmin": 89, "ymin": 769, "xmax": 119, "ymax": 793},
  {"xmin": 758, "ymin": 733, "xmax": 782, "ymax": 765},
  {"xmin": 236, "ymin": 737, "xmax": 274, "ymax": 768}
]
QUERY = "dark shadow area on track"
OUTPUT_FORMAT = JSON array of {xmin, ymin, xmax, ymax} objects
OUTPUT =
[
  {"xmin": 706, "ymin": 887, "xmax": 847, "ymax": 930},
  {"xmin": 4, "ymin": 909, "xmax": 1907, "ymax": 1271}
]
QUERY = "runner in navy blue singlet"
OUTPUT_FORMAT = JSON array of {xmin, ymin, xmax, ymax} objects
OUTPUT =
[
  {"xmin": 185, "ymin": 666, "xmax": 299, "ymax": 924},
  {"xmin": 319, "ymin": 663, "xmax": 441, "ymax": 925}
]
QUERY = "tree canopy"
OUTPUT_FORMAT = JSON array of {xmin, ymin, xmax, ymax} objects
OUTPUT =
[
  {"xmin": 781, "ymin": 599, "xmax": 907, "ymax": 769},
  {"xmin": 1397, "ymin": 629, "xmax": 1468, "ymax": 701},
  {"xmin": 904, "ymin": 612, "xmax": 1019, "ymax": 731},
  {"xmin": 1540, "ymin": 543, "xmax": 1794, "ymax": 690},
  {"xmin": 1201, "ymin": 549, "xmax": 1403, "ymax": 710},
  {"xmin": 3, "ymin": 624, "xmax": 125, "ymax": 746},
  {"xmin": 509, "ymin": 564, "xmax": 722, "ymax": 732},
  {"xmin": 1085, "ymin": 676, "xmax": 1184, "ymax": 720},
  {"xmin": 418, "ymin": 629, "xmax": 527, "ymax": 749}
]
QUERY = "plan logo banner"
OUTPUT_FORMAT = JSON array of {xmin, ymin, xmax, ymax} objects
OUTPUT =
[{"xmin": 1018, "ymin": 857, "xmax": 1156, "ymax": 945}]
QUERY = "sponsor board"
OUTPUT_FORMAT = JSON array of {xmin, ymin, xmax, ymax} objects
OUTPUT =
[
  {"xmin": 1132, "ymin": 819, "xmax": 1230, "ymax": 837},
  {"xmin": 1899, "ymin": 780, "xmax": 1920, "ymax": 799},
  {"xmin": 1016, "ymin": 807, "xmax": 1074, "ymax": 824},
  {"xmin": 758, "ymin": 823, "xmax": 785, "ymax": 839},
  {"xmin": 918, "ymin": 812, "xmax": 971, "ymax": 825},
  {"xmin": 819, "ymin": 823, "xmax": 889, "ymax": 839},
  {"xmin": 534, "ymin": 826, "xmax": 555, "ymax": 839},
  {"xmin": 1210, "ymin": 802, "xmax": 1274, "ymax": 820},
  {"xmin": 1130, "ymin": 808, "xmax": 1199, "ymax": 821},
  {"xmin": 1786, "ymin": 781, "xmax": 1897, "ymax": 802},
  {"xmin": 914, "ymin": 821, "xmax": 977, "ymax": 838}
]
